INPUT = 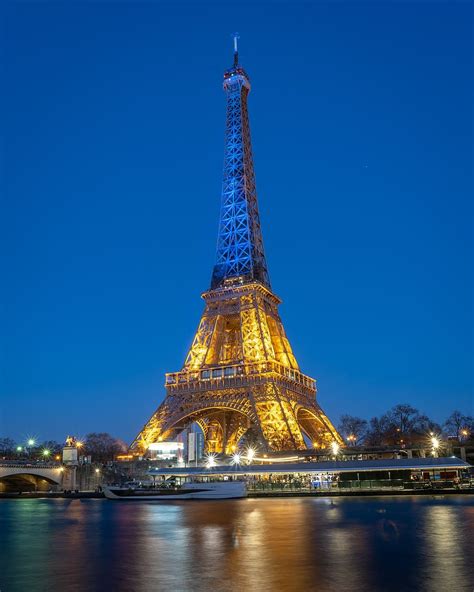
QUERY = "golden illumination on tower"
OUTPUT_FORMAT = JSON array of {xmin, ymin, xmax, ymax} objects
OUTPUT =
[
  {"xmin": 131, "ymin": 282, "xmax": 343, "ymax": 455},
  {"xmin": 130, "ymin": 42, "xmax": 342, "ymax": 456}
]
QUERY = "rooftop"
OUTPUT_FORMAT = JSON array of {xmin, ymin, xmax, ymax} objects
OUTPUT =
[{"xmin": 148, "ymin": 456, "xmax": 470, "ymax": 477}]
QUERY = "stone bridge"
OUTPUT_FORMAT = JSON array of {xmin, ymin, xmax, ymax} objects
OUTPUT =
[{"xmin": 0, "ymin": 462, "xmax": 65, "ymax": 492}]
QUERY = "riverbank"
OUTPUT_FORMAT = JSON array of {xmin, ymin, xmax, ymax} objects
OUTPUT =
[
  {"xmin": 0, "ymin": 491, "xmax": 104, "ymax": 499},
  {"xmin": 1, "ymin": 488, "xmax": 473, "ymax": 500},
  {"xmin": 248, "ymin": 488, "xmax": 474, "ymax": 498}
]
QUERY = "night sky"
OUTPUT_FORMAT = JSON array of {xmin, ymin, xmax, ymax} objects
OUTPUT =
[{"xmin": 1, "ymin": 2, "xmax": 472, "ymax": 443}]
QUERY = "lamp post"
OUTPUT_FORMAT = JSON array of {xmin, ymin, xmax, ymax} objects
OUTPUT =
[
  {"xmin": 26, "ymin": 439, "xmax": 35, "ymax": 458},
  {"xmin": 431, "ymin": 436, "xmax": 440, "ymax": 458}
]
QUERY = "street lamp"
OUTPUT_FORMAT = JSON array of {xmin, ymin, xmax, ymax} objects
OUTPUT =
[
  {"xmin": 431, "ymin": 436, "xmax": 440, "ymax": 457},
  {"xmin": 42, "ymin": 449, "xmax": 50, "ymax": 458},
  {"xmin": 204, "ymin": 453, "xmax": 217, "ymax": 469},
  {"xmin": 245, "ymin": 447, "xmax": 256, "ymax": 464},
  {"xmin": 28, "ymin": 439, "xmax": 35, "ymax": 447},
  {"xmin": 331, "ymin": 442, "xmax": 340, "ymax": 457},
  {"xmin": 231, "ymin": 452, "xmax": 242, "ymax": 466}
]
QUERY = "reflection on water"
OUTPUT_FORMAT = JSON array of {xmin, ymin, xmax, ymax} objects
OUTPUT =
[{"xmin": 0, "ymin": 496, "xmax": 473, "ymax": 592}]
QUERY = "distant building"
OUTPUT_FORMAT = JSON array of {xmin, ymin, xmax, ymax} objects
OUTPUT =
[{"xmin": 148, "ymin": 442, "xmax": 184, "ymax": 461}]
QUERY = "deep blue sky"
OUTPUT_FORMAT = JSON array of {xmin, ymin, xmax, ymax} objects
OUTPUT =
[{"xmin": 1, "ymin": 2, "xmax": 472, "ymax": 443}]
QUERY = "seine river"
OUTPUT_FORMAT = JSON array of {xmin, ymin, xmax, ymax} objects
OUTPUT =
[{"xmin": 1, "ymin": 496, "xmax": 473, "ymax": 592}]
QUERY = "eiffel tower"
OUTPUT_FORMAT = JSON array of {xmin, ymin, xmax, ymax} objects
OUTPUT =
[{"xmin": 131, "ymin": 39, "xmax": 342, "ymax": 455}]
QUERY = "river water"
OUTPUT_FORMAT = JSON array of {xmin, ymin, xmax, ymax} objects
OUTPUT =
[{"xmin": 0, "ymin": 496, "xmax": 473, "ymax": 592}]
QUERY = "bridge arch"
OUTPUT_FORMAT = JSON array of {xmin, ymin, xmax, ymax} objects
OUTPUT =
[
  {"xmin": 295, "ymin": 406, "xmax": 343, "ymax": 447},
  {"xmin": 161, "ymin": 404, "xmax": 255, "ymax": 454},
  {"xmin": 0, "ymin": 465, "xmax": 63, "ymax": 492}
]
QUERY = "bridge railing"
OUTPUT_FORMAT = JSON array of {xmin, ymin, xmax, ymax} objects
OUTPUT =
[{"xmin": 0, "ymin": 462, "xmax": 61, "ymax": 469}]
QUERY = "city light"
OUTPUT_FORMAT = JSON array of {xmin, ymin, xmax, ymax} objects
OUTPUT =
[
  {"xmin": 230, "ymin": 452, "xmax": 242, "ymax": 465},
  {"xmin": 95, "ymin": 468, "xmax": 100, "ymax": 474},
  {"xmin": 431, "ymin": 437, "xmax": 439, "ymax": 449},
  {"xmin": 16, "ymin": 446, "xmax": 22, "ymax": 452},
  {"xmin": 28, "ymin": 439, "xmax": 35, "ymax": 447},
  {"xmin": 331, "ymin": 442, "xmax": 340, "ymax": 456},
  {"xmin": 42, "ymin": 449, "xmax": 50, "ymax": 457},
  {"xmin": 245, "ymin": 447, "xmax": 256, "ymax": 463},
  {"xmin": 76, "ymin": 441, "xmax": 84, "ymax": 449},
  {"xmin": 204, "ymin": 453, "xmax": 217, "ymax": 469}
]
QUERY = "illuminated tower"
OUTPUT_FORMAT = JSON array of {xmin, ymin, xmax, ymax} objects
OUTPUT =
[{"xmin": 131, "ymin": 38, "xmax": 342, "ymax": 454}]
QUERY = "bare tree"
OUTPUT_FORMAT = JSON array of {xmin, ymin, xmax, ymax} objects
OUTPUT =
[
  {"xmin": 0, "ymin": 438, "xmax": 16, "ymax": 457},
  {"xmin": 365, "ymin": 414, "xmax": 394, "ymax": 446},
  {"xmin": 338, "ymin": 415, "xmax": 368, "ymax": 445},
  {"xmin": 444, "ymin": 411, "xmax": 474, "ymax": 441},
  {"xmin": 365, "ymin": 404, "xmax": 439, "ymax": 447},
  {"xmin": 388, "ymin": 404, "xmax": 420, "ymax": 434},
  {"xmin": 84, "ymin": 433, "xmax": 127, "ymax": 462}
]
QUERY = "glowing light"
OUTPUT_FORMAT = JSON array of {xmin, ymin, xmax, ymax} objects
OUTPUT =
[
  {"xmin": 331, "ymin": 442, "xmax": 340, "ymax": 456},
  {"xmin": 16, "ymin": 446, "xmax": 22, "ymax": 452},
  {"xmin": 205, "ymin": 453, "xmax": 218, "ymax": 469},
  {"xmin": 76, "ymin": 441, "xmax": 84, "ymax": 449},
  {"xmin": 95, "ymin": 468, "xmax": 100, "ymax": 474},
  {"xmin": 230, "ymin": 453, "xmax": 242, "ymax": 465},
  {"xmin": 431, "ymin": 437, "xmax": 439, "ymax": 449},
  {"xmin": 28, "ymin": 439, "xmax": 35, "ymax": 447},
  {"xmin": 55, "ymin": 455, "xmax": 61, "ymax": 461},
  {"xmin": 245, "ymin": 447, "xmax": 256, "ymax": 463},
  {"xmin": 461, "ymin": 429, "xmax": 469, "ymax": 437},
  {"xmin": 42, "ymin": 449, "xmax": 50, "ymax": 457}
]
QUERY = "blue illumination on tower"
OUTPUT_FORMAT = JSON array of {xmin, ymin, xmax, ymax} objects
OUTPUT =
[{"xmin": 211, "ymin": 38, "xmax": 270, "ymax": 290}]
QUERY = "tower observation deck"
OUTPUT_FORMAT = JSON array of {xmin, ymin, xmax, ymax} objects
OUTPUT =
[{"xmin": 131, "ymin": 40, "xmax": 342, "ymax": 455}]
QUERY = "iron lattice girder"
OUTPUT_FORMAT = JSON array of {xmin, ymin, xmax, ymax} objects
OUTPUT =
[
  {"xmin": 130, "ymin": 55, "xmax": 343, "ymax": 455},
  {"xmin": 211, "ymin": 66, "xmax": 270, "ymax": 289},
  {"xmin": 130, "ymin": 282, "xmax": 343, "ymax": 454}
]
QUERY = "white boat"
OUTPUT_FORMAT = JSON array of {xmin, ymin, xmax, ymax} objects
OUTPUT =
[{"xmin": 104, "ymin": 480, "xmax": 246, "ymax": 500}]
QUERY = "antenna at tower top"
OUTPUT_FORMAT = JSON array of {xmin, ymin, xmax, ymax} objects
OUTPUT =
[{"xmin": 232, "ymin": 32, "xmax": 240, "ymax": 65}]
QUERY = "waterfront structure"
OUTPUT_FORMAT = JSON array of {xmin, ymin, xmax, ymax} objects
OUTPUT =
[
  {"xmin": 131, "ymin": 40, "xmax": 342, "ymax": 455},
  {"xmin": 149, "ymin": 457, "xmax": 473, "ymax": 494}
]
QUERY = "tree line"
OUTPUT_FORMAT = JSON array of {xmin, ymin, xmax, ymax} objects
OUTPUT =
[
  {"xmin": 338, "ymin": 406, "xmax": 474, "ymax": 447},
  {"xmin": 0, "ymin": 432, "xmax": 127, "ymax": 462}
]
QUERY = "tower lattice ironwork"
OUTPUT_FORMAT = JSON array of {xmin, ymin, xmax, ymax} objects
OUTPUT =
[{"xmin": 131, "ymin": 40, "xmax": 342, "ymax": 455}]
